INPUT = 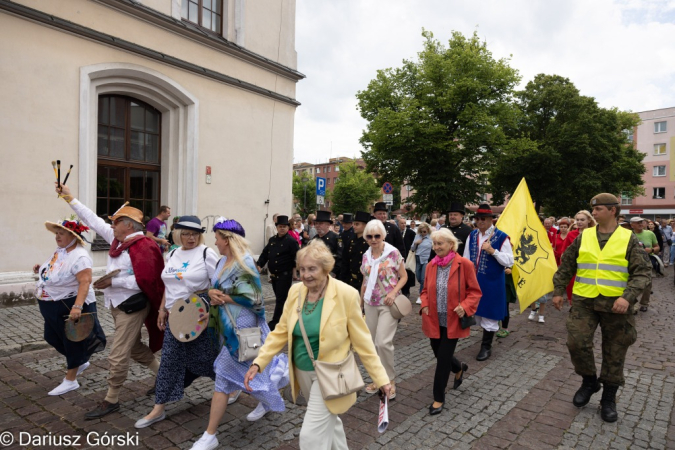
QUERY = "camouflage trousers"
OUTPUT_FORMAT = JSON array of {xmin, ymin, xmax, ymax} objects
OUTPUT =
[{"xmin": 566, "ymin": 297, "xmax": 637, "ymax": 386}]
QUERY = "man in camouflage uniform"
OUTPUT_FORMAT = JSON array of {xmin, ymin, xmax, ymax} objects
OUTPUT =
[{"xmin": 553, "ymin": 193, "xmax": 651, "ymax": 422}]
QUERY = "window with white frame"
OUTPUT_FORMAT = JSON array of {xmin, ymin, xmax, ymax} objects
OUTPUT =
[
  {"xmin": 654, "ymin": 165, "xmax": 666, "ymax": 177},
  {"xmin": 653, "ymin": 187, "xmax": 666, "ymax": 199},
  {"xmin": 316, "ymin": 167, "xmax": 320, "ymax": 174},
  {"xmin": 621, "ymin": 192, "xmax": 632, "ymax": 206},
  {"xmin": 327, "ymin": 166, "xmax": 331, "ymax": 172},
  {"xmin": 654, "ymin": 143, "xmax": 666, "ymax": 155},
  {"xmin": 655, "ymin": 121, "xmax": 667, "ymax": 133},
  {"xmin": 335, "ymin": 166, "xmax": 339, "ymax": 172}
]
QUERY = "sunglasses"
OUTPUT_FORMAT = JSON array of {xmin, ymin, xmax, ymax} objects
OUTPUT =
[
  {"xmin": 366, "ymin": 234, "xmax": 382, "ymax": 240},
  {"xmin": 476, "ymin": 217, "xmax": 491, "ymax": 222}
]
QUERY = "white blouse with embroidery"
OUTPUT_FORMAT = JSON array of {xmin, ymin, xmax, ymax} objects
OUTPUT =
[{"xmin": 35, "ymin": 245, "xmax": 95, "ymax": 304}]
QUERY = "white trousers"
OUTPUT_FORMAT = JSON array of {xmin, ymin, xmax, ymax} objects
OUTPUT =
[
  {"xmin": 475, "ymin": 316, "xmax": 500, "ymax": 332},
  {"xmin": 295, "ymin": 369, "xmax": 349, "ymax": 450}
]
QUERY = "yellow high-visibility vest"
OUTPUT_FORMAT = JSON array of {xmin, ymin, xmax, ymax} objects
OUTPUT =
[{"xmin": 573, "ymin": 226, "xmax": 631, "ymax": 298}]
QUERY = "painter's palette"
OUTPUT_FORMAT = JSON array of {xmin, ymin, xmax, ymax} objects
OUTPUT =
[{"xmin": 169, "ymin": 292, "xmax": 210, "ymax": 342}]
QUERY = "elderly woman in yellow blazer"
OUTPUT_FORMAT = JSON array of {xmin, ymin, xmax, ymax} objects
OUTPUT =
[{"xmin": 244, "ymin": 240, "xmax": 390, "ymax": 450}]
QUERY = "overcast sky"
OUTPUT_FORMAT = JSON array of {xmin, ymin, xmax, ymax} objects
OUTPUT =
[{"xmin": 292, "ymin": 0, "xmax": 675, "ymax": 164}]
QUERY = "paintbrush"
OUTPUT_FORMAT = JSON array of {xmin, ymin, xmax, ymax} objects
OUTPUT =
[
  {"xmin": 62, "ymin": 165, "xmax": 74, "ymax": 185},
  {"xmin": 57, "ymin": 160, "xmax": 61, "ymax": 189},
  {"xmin": 51, "ymin": 161, "xmax": 58, "ymax": 181}
]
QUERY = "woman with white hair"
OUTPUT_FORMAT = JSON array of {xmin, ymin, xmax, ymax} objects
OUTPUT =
[{"xmin": 360, "ymin": 219, "xmax": 407, "ymax": 400}]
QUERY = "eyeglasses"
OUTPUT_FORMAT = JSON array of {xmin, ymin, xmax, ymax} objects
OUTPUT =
[
  {"xmin": 476, "ymin": 218, "xmax": 491, "ymax": 222},
  {"xmin": 181, "ymin": 232, "xmax": 200, "ymax": 238},
  {"xmin": 365, "ymin": 234, "xmax": 382, "ymax": 240}
]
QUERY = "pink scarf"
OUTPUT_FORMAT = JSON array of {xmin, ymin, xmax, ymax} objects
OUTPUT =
[{"xmin": 431, "ymin": 251, "xmax": 456, "ymax": 267}]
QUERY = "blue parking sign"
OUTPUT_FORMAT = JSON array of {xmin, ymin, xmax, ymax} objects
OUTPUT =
[{"xmin": 316, "ymin": 177, "xmax": 326, "ymax": 196}]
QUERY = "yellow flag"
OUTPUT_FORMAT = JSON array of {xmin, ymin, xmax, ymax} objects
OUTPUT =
[{"xmin": 496, "ymin": 178, "xmax": 558, "ymax": 312}]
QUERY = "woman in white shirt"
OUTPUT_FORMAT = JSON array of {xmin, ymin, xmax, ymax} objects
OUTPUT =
[
  {"xmin": 134, "ymin": 216, "xmax": 221, "ymax": 428},
  {"xmin": 33, "ymin": 219, "xmax": 106, "ymax": 396}
]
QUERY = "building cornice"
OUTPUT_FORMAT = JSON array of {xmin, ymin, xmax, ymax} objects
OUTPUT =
[
  {"xmin": 0, "ymin": 0, "xmax": 301, "ymax": 107},
  {"xmin": 93, "ymin": 0, "xmax": 305, "ymax": 82}
]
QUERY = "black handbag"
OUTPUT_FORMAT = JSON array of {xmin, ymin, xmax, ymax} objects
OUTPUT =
[{"xmin": 118, "ymin": 292, "xmax": 148, "ymax": 314}]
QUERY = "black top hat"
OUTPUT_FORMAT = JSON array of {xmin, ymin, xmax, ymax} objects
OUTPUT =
[
  {"xmin": 342, "ymin": 213, "xmax": 353, "ymax": 223},
  {"xmin": 373, "ymin": 202, "xmax": 388, "ymax": 212},
  {"xmin": 353, "ymin": 211, "xmax": 371, "ymax": 223},
  {"xmin": 315, "ymin": 210, "xmax": 333, "ymax": 223},
  {"xmin": 448, "ymin": 202, "xmax": 466, "ymax": 215},
  {"xmin": 174, "ymin": 215, "xmax": 206, "ymax": 233},
  {"xmin": 474, "ymin": 203, "xmax": 495, "ymax": 218},
  {"xmin": 275, "ymin": 215, "xmax": 290, "ymax": 226}
]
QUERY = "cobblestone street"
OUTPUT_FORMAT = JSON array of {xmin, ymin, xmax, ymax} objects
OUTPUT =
[{"xmin": 1, "ymin": 275, "xmax": 674, "ymax": 449}]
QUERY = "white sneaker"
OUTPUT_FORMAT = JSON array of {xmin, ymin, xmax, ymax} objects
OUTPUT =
[
  {"xmin": 528, "ymin": 311, "xmax": 537, "ymax": 321},
  {"xmin": 416, "ymin": 298, "xmax": 422, "ymax": 305},
  {"xmin": 190, "ymin": 431, "xmax": 218, "ymax": 450},
  {"xmin": 228, "ymin": 390, "xmax": 241, "ymax": 405},
  {"xmin": 48, "ymin": 378, "xmax": 79, "ymax": 396},
  {"xmin": 76, "ymin": 362, "xmax": 90, "ymax": 376},
  {"xmin": 538, "ymin": 316, "xmax": 545, "ymax": 323},
  {"xmin": 246, "ymin": 402, "xmax": 268, "ymax": 422}
]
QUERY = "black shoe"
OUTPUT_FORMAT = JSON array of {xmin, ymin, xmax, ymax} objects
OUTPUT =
[
  {"xmin": 600, "ymin": 384, "xmax": 619, "ymax": 422},
  {"xmin": 639, "ymin": 306, "xmax": 648, "ymax": 312},
  {"xmin": 476, "ymin": 331, "xmax": 495, "ymax": 361},
  {"xmin": 85, "ymin": 401, "xmax": 120, "ymax": 419},
  {"xmin": 453, "ymin": 363, "xmax": 468, "ymax": 389},
  {"xmin": 146, "ymin": 384, "xmax": 156, "ymax": 396},
  {"xmin": 429, "ymin": 403, "xmax": 444, "ymax": 415},
  {"xmin": 572, "ymin": 375, "xmax": 601, "ymax": 407}
]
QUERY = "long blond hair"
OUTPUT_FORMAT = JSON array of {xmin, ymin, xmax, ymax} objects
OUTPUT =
[
  {"xmin": 215, "ymin": 229, "xmax": 256, "ymax": 278},
  {"xmin": 574, "ymin": 210, "xmax": 597, "ymax": 228}
]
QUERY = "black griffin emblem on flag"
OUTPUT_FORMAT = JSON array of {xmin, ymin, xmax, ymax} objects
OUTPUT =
[{"xmin": 514, "ymin": 217, "xmax": 549, "ymax": 274}]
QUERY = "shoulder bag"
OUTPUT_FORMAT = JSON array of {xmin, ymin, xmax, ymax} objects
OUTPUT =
[
  {"xmin": 223, "ymin": 304, "xmax": 261, "ymax": 362},
  {"xmin": 296, "ymin": 291, "xmax": 365, "ymax": 400},
  {"xmin": 376, "ymin": 277, "xmax": 411, "ymax": 320},
  {"xmin": 405, "ymin": 250, "xmax": 416, "ymax": 272}
]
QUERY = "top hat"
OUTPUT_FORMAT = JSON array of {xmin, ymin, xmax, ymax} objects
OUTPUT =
[
  {"xmin": 174, "ymin": 215, "xmax": 206, "ymax": 233},
  {"xmin": 448, "ymin": 202, "xmax": 466, "ymax": 215},
  {"xmin": 373, "ymin": 202, "xmax": 388, "ymax": 212},
  {"xmin": 353, "ymin": 211, "xmax": 371, "ymax": 223},
  {"xmin": 342, "ymin": 213, "xmax": 353, "ymax": 223},
  {"xmin": 275, "ymin": 215, "xmax": 290, "ymax": 226},
  {"xmin": 315, "ymin": 211, "xmax": 333, "ymax": 223},
  {"xmin": 474, "ymin": 204, "xmax": 495, "ymax": 218}
]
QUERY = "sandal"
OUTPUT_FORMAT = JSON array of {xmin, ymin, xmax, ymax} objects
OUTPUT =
[
  {"xmin": 496, "ymin": 329, "xmax": 510, "ymax": 338},
  {"xmin": 365, "ymin": 383, "xmax": 379, "ymax": 394}
]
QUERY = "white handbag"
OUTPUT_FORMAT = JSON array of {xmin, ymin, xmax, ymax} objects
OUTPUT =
[
  {"xmin": 223, "ymin": 305, "xmax": 261, "ymax": 362},
  {"xmin": 405, "ymin": 250, "xmax": 416, "ymax": 271}
]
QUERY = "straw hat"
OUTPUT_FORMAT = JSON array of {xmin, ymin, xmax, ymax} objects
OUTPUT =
[{"xmin": 45, "ymin": 217, "xmax": 90, "ymax": 246}]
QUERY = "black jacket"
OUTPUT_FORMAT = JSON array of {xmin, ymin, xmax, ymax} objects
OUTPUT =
[{"xmin": 257, "ymin": 233, "xmax": 299, "ymax": 274}]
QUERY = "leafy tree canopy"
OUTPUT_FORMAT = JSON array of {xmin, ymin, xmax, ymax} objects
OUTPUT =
[
  {"xmin": 292, "ymin": 173, "xmax": 316, "ymax": 218},
  {"xmin": 357, "ymin": 30, "xmax": 522, "ymax": 215},
  {"xmin": 328, "ymin": 161, "xmax": 381, "ymax": 215},
  {"xmin": 489, "ymin": 74, "xmax": 644, "ymax": 215}
]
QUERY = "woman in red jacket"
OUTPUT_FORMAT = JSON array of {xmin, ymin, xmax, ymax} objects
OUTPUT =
[{"xmin": 420, "ymin": 228, "xmax": 482, "ymax": 416}]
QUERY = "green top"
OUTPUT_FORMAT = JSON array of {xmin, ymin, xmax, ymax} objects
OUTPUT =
[
  {"xmin": 292, "ymin": 296, "xmax": 324, "ymax": 371},
  {"xmin": 634, "ymin": 230, "xmax": 658, "ymax": 249}
]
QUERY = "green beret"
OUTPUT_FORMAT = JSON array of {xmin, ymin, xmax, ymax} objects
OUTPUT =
[{"xmin": 590, "ymin": 193, "xmax": 619, "ymax": 207}]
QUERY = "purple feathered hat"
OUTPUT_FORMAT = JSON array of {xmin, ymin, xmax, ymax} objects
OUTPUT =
[{"xmin": 213, "ymin": 216, "xmax": 246, "ymax": 237}]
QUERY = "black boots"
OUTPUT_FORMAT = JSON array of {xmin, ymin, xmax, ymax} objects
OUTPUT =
[
  {"xmin": 476, "ymin": 330, "xmax": 495, "ymax": 361},
  {"xmin": 600, "ymin": 383, "xmax": 620, "ymax": 422},
  {"xmin": 572, "ymin": 375, "xmax": 601, "ymax": 407}
]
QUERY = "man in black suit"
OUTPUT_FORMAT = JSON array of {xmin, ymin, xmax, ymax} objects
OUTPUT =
[
  {"xmin": 444, "ymin": 202, "xmax": 473, "ymax": 256},
  {"xmin": 398, "ymin": 217, "xmax": 416, "ymax": 296},
  {"xmin": 373, "ymin": 202, "xmax": 405, "ymax": 257},
  {"xmin": 311, "ymin": 210, "xmax": 342, "ymax": 275},
  {"xmin": 339, "ymin": 211, "xmax": 371, "ymax": 292}
]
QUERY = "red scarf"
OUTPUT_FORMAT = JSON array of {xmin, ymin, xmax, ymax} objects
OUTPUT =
[{"xmin": 108, "ymin": 235, "xmax": 145, "ymax": 258}]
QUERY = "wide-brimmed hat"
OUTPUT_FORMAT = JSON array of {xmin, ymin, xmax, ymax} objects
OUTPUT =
[
  {"xmin": 474, "ymin": 204, "xmax": 496, "ymax": 218},
  {"xmin": 174, "ymin": 215, "xmax": 206, "ymax": 233},
  {"xmin": 373, "ymin": 202, "xmax": 388, "ymax": 212},
  {"xmin": 213, "ymin": 217, "xmax": 246, "ymax": 237},
  {"xmin": 45, "ymin": 217, "xmax": 90, "ymax": 246},
  {"xmin": 108, "ymin": 202, "xmax": 144, "ymax": 224},
  {"xmin": 275, "ymin": 215, "xmax": 290, "ymax": 226},
  {"xmin": 354, "ymin": 211, "xmax": 371, "ymax": 223},
  {"xmin": 448, "ymin": 202, "xmax": 466, "ymax": 215},
  {"xmin": 342, "ymin": 213, "xmax": 353, "ymax": 223},
  {"xmin": 315, "ymin": 211, "xmax": 333, "ymax": 223}
]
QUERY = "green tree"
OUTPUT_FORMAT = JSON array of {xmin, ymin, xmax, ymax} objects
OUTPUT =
[
  {"xmin": 489, "ymin": 74, "xmax": 644, "ymax": 215},
  {"xmin": 292, "ymin": 173, "xmax": 315, "ymax": 218},
  {"xmin": 328, "ymin": 161, "xmax": 381, "ymax": 214},
  {"xmin": 356, "ymin": 30, "xmax": 523, "ymax": 215}
]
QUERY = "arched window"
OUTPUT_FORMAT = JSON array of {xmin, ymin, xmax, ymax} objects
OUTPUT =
[{"xmin": 97, "ymin": 95, "xmax": 161, "ymax": 221}]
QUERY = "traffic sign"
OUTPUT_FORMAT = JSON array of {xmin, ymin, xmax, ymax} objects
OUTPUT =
[
  {"xmin": 382, "ymin": 182, "xmax": 393, "ymax": 194},
  {"xmin": 383, "ymin": 194, "xmax": 393, "ymax": 203},
  {"xmin": 316, "ymin": 177, "xmax": 326, "ymax": 196},
  {"xmin": 316, "ymin": 195, "xmax": 325, "ymax": 205}
]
